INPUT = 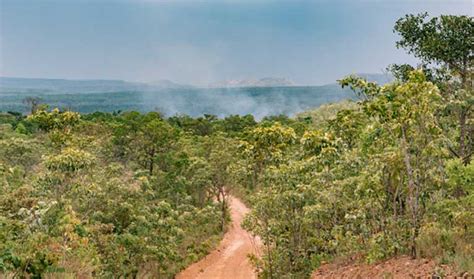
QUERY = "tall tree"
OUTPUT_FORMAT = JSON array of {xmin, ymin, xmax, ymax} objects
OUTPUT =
[
  {"xmin": 22, "ymin": 97, "xmax": 43, "ymax": 115},
  {"xmin": 132, "ymin": 119, "xmax": 176, "ymax": 175},
  {"xmin": 341, "ymin": 70, "xmax": 444, "ymax": 258},
  {"xmin": 394, "ymin": 13, "xmax": 473, "ymax": 164}
]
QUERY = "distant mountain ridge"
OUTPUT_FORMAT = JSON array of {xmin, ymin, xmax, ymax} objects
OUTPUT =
[
  {"xmin": 209, "ymin": 77, "xmax": 295, "ymax": 88},
  {"xmin": 0, "ymin": 73, "xmax": 392, "ymax": 93},
  {"xmin": 354, "ymin": 73, "xmax": 394, "ymax": 85},
  {"xmin": 148, "ymin": 79, "xmax": 194, "ymax": 89},
  {"xmin": 0, "ymin": 77, "xmax": 196, "ymax": 93},
  {"xmin": 0, "ymin": 77, "xmax": 151, "ymax": 93}
]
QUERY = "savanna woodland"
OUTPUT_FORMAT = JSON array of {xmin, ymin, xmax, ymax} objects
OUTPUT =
[{"xmin": 1, "ymin": 13, "xmax": 473, "ymax": 279}]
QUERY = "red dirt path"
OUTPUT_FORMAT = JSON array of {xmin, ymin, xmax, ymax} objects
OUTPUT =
[
  {"xmin": 176, "ymin": 196, "xmax": 261, "ymax": 279},
  {"xmin": 177, "ymin": 198, "xmax": 468, "ymax": 279}
]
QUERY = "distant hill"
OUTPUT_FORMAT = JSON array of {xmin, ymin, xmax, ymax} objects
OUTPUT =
[
  {"xmin": 0, "ymin": 77, "xmax": 192, "ymax": 93},
  {"xmin": 0, "ymin": 74, "xmax": 392, "ymax": 93},
  {"xmin": 210, "ymin": 77, "xmax": 295, "ymax": 88},
  {"xmin": 148, "ymin": 79, "xmax": 194, "ymax": 89},
  {"xmin": 0, "ymin": 74, "xmax": 395, "ymax": 118},
  {"xmin": 0, "ymin": 77, "xmax": 143, "ymax": 93},
  {"xmin": 354, "ymin": 73, "xmax": 394, "ymax": 85},
  {"xmin": 0, "ymin": 81, "xmax": 354, "ymax": 118}
]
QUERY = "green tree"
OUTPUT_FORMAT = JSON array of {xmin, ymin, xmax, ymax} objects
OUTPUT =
[
  {"xmin": 240, "ymin": 123, "xmax": 296, "ymax": 189},
  {"xmin": 394, "ymin": 13, "xmax": 473, "ymax": 164},
  {"xmin": 28, "ymin": 108, "xmax": 80, "ymax": 133},
  {"xmin": 22, "ymin": 97, "xmax": 43, "ymax": 115},
  {"xmin": 206, "ymin": 134, "xmax": 238, "ymax": 231},
  {"xmin": 341, "ymin": 70, "xmax": 443, "ymax": 258},
  {"xmin": 131, "ymin": 119, "xmax": 176, "ymax": 175}
]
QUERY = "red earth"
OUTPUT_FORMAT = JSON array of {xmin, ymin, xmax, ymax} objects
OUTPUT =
[
  {"xmin": 312, "ymin": 256, "xmax": 468, "ymax": 279},
  {"xmin": 177, "ymin": 196, "xmax": 469, "ymax": 279},
  {"xmin": 176, "ymin": 196, "xmax": 261, "ymax": 279}
]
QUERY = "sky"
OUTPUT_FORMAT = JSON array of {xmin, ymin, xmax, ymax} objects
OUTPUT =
[{"xmin": 0, "ymin": 0, "xmax": 472, "ymax": 86}]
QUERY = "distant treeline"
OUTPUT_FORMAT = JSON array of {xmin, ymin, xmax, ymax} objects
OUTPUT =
[{"xmin": 0, "ymin": 85, "xmax": 356, "ymax": 119}]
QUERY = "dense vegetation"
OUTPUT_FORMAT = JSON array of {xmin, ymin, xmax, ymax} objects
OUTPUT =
[
  {"xmin": 0, "ymin": 110, "xmax": 240, "ymax": 278},
  {"xmin": 0, "ymin": 13, "xmax": 472, "ymax": 278}
]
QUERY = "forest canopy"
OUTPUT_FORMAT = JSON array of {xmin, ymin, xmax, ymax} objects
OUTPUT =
[{"xmin": 0, "ymin": 13, "xmax": 473, "ymax": 278}]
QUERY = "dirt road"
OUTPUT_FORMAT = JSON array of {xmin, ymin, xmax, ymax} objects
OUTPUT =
[{"xmin": 177, "ymin": 196, "xmax": 260, "ymax": 279}]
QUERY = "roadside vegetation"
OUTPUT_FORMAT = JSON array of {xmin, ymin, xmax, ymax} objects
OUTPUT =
[{"xmin": 0, "ymin": 13, "xmax": 472, "ymax": 278}]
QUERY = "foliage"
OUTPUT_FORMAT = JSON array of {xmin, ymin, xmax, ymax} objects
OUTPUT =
[
  {"xmin": 0, "ymin": 110, "xmax": 228, "ymax": 278},
  {"xmin": 394, "ymin": 13, "xmax": 473, "ymax": 72},
  {"xmin": 28, "ymin": 108, "xmax": 80, "ymax": 132},
  {"xmin": 394, "ymin": 13, "xmax": 473, "ymax": 165},
  {"xmin": 45, "ymin": 148, "xmax": 95, "ymax": 173},
  {"xmin": 296, "ymin": 100, "xmax": 359, "ymax": 129},
  {"xmin": 0, "ymin": 11, "xmax": 472, "ymax": 279}
]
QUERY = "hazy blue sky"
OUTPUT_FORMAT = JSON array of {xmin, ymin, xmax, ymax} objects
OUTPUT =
[{"xmin": 0, "ymin": 0, "xmax": 471, "ymax": 85}]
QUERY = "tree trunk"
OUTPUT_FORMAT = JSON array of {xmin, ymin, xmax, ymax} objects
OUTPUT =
[
  {"xmin": 148, "ymin": 148, "xmax": 155, "ymax": 175},
  {"xmin": 220, "ymin": 187, "xmax": 227, "ymax": 232},
  {"xmin": 148, "ymin": 158, "xmax": 154, "ymax": 175},
  {"xmin": 459, "ymin": 65, "xmax": 472, "ymax": 165},
  {"xmin": 401, "ymin": 126, "xmax": 418, "ymax": 259},
  {"xmin": 459, "ymin": 109, "xmax": 467, "ymax": 164}
]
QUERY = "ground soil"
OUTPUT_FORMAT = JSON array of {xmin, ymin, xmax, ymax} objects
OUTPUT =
[
  {"xmin": 176, "ymin": 196, "xmax": 261, "ymax": 279},
  {"xmin": 312, "ymin": 255, "xmax": 468, "ymax": 279},
  {"xmin": 177, "ymin": 197, "xmax": 468, "ymax": 279}
]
